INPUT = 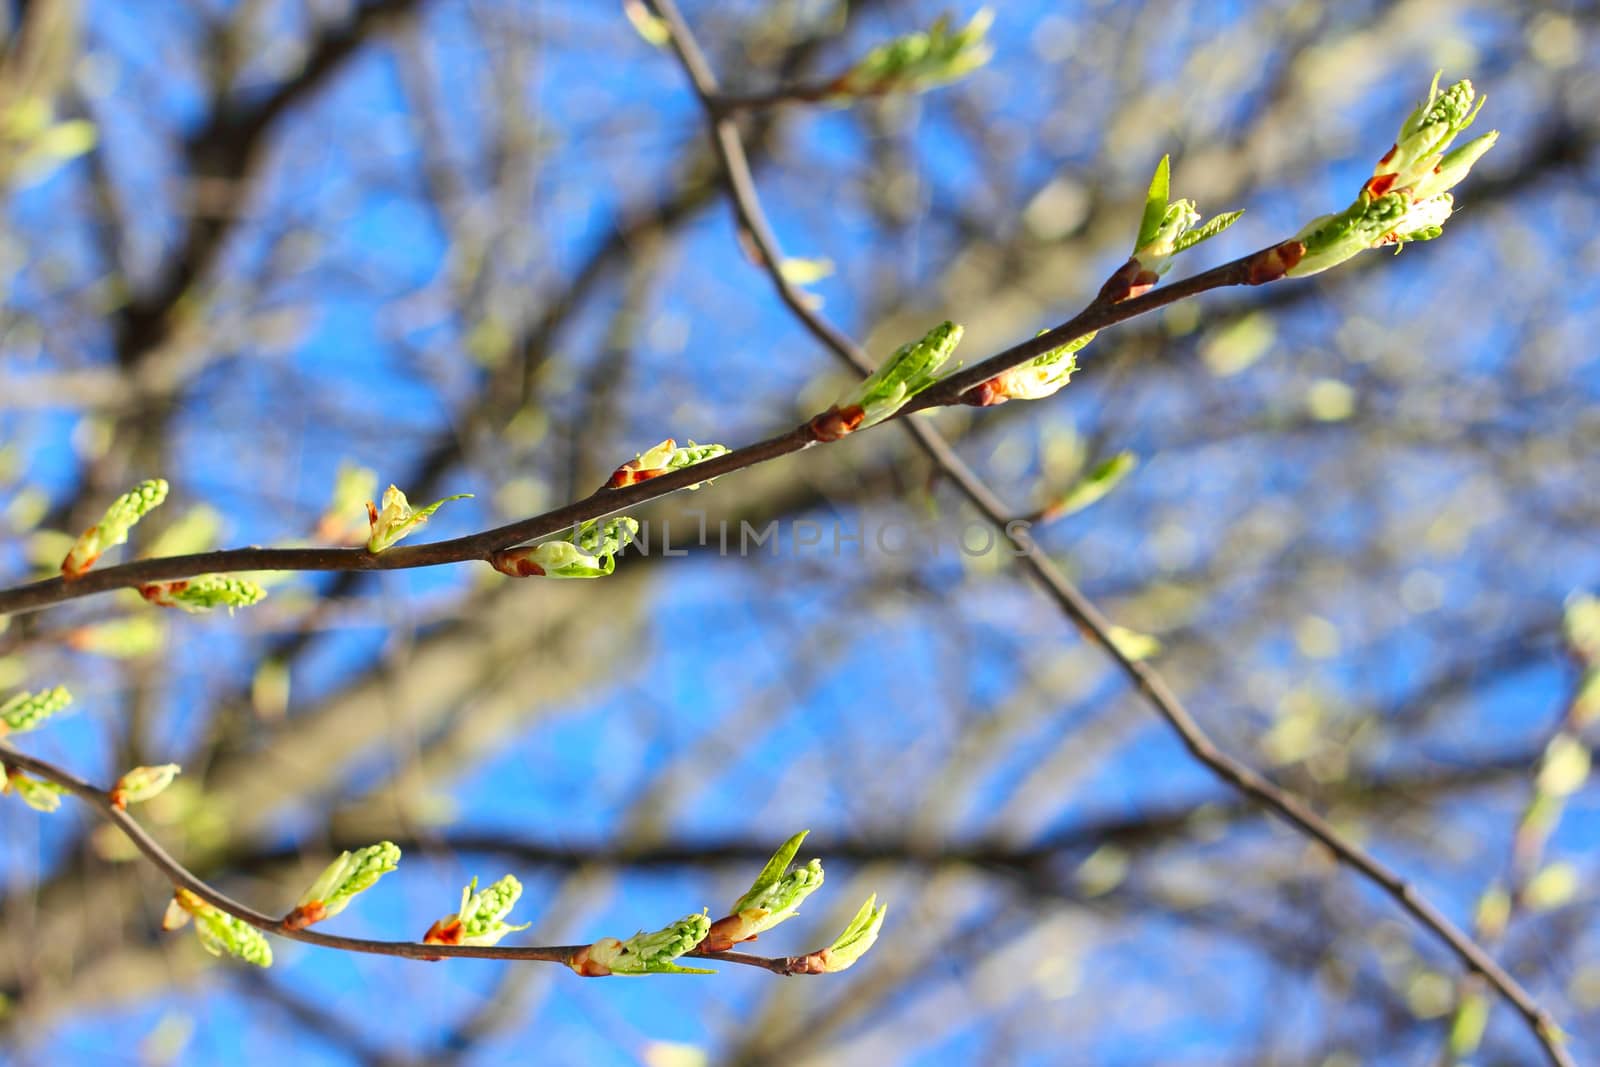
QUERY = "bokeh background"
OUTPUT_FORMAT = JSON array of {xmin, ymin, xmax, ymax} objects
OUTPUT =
[{"xmin": 2, "ymin": 0, "xmax": 1599, "ymax": 1064}]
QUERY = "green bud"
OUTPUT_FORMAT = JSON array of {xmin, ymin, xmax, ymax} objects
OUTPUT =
[
  {"xmin": 173, "ymin": 889, "xmax": 273, "ymax": 967},
  {"xmin": 1385, "ymin": 193, "xmax": 1454, "ymax": 246},
  {"xmin": 1043, "ymin": 452, "xmax": 1139, "ymax": 519},
  {"xmin": 287, "ymin": 841, "xmax": 401, "ymax": 928},
  {"xmin": 1285, "ymin": 75, "xmax": 1495, "ymax": 281},
  {"xmin": 812, "ymin": 321, "xmax": 962, "ymax": 439},
  {"xmin": 110, "ymin": 763, "xmax": 181, "ymax": 808},
  {"xmin": 1563, "ymin": 592, "xmax": 1600, "ymax": 665},
  {"xmin": 139, "ymin": 575, "xmax": 267, "ymax": 614},
  {"xmin": 491, "ymin": 516, "xmax": 640, "ymax": 579},
  {"xmin": 1285, "ymin": 192, "xmax": 1410, "ymax": 278},
  {"xmin": 570, "ymin": 912, "xmax": 714, "ymax": 976},
  {"xmin": 0, "ymin": 685, "xmax": 71, "ymax": 736},
  {"xmin": 1536, "ymin": 735, "xmax": 1590, "ymax": 798},
  {"xmin": 809, "ymin": 894, "xmax": 887, "ymax": 973},
  {"xmin": 424, "ymin": 874, "xmax": 531, "ymax": 948},
  {"xmin": 1449, "ymin": 991, "xmax": 1491, "ymax": 1056},
  {"xmin": 704, "ymin": 830, "xmax": 826, "ymax": 951},
  {"xmin": 4, "ymin": 771, "xmax": 66, "ymax": 813},
  {"xmin": 834, "ymin": 8, "xmax": 993, "ymax": 97},
  {"xmin": 1412, "ymin": 130, "xmax": 1499, "ymax": 201},
  {"xmin": 61, "ymin": 479, "xmax": 168, "ymax": 579},
  {"xmin": 606, "ymin": 439, "xmax": 731, "ymax": 489},
  {"xmin": 968, "ymin": 331, "xmax": 1095, "ymax": 406},
  {"xmin": 366, "ymin": 485, "xmax": 473, "ymax": 553}
]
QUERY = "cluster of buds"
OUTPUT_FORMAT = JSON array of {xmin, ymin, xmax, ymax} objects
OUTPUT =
[
  {"xmin": 568, "ymin": 912, "xmax": 715, "ymax": 977},
  {"xmin": 701, "ymin": 830, "xmax": 825, "ymax": 952},
  {"xmin": 829, "ymin": 9, "xmax": 993, "ymax": 98},
  {"xmin": 809, "ymin": 321, "xmax": 963, "ymax": 441},
  {"xmin": 61, "ymin": 478, "xmax": 168, "ymax": 579},
  {"xmin": 1269, "ymin": 74, "xmax": 1497, "ymax": 281},
  {"xmin": 605, "ymin": 439, "xmax": 730, "ymax": 490},
  {"xmin": 965, "ymin": 330, "xmax": 1096, "ymax": 407},
  {"xmin": 3, "ymin": 767, "xmax": 66, "ymax": 812},
  {"xmin": 163, "ymin": 888, "xmax": 273, "ymax": 967},
  {"xmin": 284, "ymin": 841, "xmax": 402, "ymax": 929},
  {"xmin": 139, "ymin": 575, "xmax": 266, "ymax": 614},
  {"xmin": 422, "ymin": 874, "xmax": 531, "ymax": 952},
  {"xmin": 109, "ymin": 763, "xmax": 181, "ymax": 809},
  {"xmin": 567, "ymin": 831, "xmax": 885, "ymax": 977},
  {"xmin": 0, "ymin": 685, "xmax": 71, "ymax": 736},
  {"xmin": 490, "ymin": 516, "xmax": 639, "ymax": 579},
  {"xmin": 366, "ymin": 485, "xmax": 473, "ymax": 553}
]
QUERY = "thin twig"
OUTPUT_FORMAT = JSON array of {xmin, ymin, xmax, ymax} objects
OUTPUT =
[
  {"xmin": 0, "ymin": 743, "xmax": 830, "ymax": 976},
  {"xmin": 0, "ymin": 247, "xmax": 1281, "ymax": 619},
  {"xmin": 643, "ymin": 2, "xmax": 1573, "ymax": 1063}
]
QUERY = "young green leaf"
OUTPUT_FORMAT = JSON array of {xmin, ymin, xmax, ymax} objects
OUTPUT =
[
  {"xmin": 803, "ymin": 894, "xmax": 887, "ymax": 973},
  {"xmin": 1137, "ymin": 155, "xmax": 1171, "ymax": 251},
  {"xmin": 833, "ymin": 8, "xmax": 994, "ymax": 98}
]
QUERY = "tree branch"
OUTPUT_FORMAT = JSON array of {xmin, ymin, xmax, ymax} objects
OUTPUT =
[
  {"xmin": 0, "ymin": 743, "xmax": 837, "ymax": 977},
  {"xmin": 641, "ymin": 2, "xmax": 1574, "ymax": 1063}
]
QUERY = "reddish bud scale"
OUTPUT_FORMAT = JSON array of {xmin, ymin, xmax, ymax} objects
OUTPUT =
[
  {"xmin": 794, "ymin": 950, "xmax": 830, "ymax": 974},
  {"xmin": 566, "ymin": 945, "xmax": 613, "ymax": 977},
  {"xmin": 807, "ymin": 405, "xmax": 866, "ymax": 442},
  {"xmin": 605, "ymin": 467, "xmax": 668, "ymax": 489},
  {"xmin": 607, "ymin": 438, "xmax": 677, "ymax": 488},
  {"xmin": 1364, "ymin": 172, "xmax": 1400, "ymax": 198},
  {"xmin": 61, "ymin": 532, "xmax": 101, "ymax": 581},
  {"xmin": 139, "ymin": 580, "xmax": 189, "ymax": 605},
  {"xmin": 419, "ymin": 916, "xmax": 462, "ymax": 960},
  {"xmin": 423, "ymin": 917, "xmax": 461, "ymax": 945},
  {"xmin": 283, "ymin": 902, "xmax": 328, "ymax": 930},
  {"xmin": 700, "ymin": 914, "xmax": 756, "ymax": 954},
  {"xmin": 961, "ymin": 377, "xmax": 1010, "ymax": 407},
  {"xmin": 489, "ymin": 553, "xmax": 546, "ymax": 578},
  {"xmin": 1097, "ymin": 258, "xmax": 1159, "ymax": 305},
  {"xmin": 1245, "ymin": 241, "xmax": 1305, "ymax": 285}
]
